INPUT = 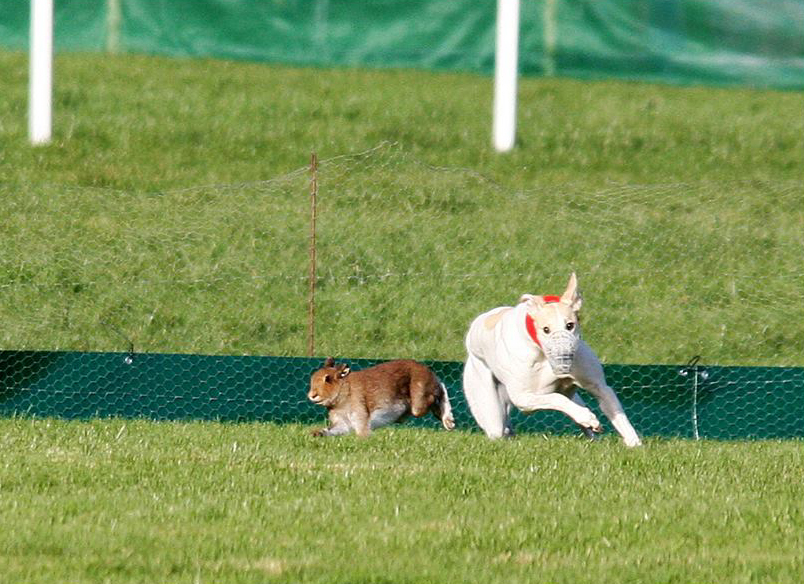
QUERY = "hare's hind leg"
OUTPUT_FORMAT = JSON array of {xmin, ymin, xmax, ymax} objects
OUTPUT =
[
  {"xmin": 409, "ymin": 372, "xmax": 437, "ymax": 418},
  {"xmin": 410, "ymin": 367, "xmax": 454, "ymax": 430},
  {"xmin": 430, "ymin": 381, "xmax": 455, "ymax": 430}
]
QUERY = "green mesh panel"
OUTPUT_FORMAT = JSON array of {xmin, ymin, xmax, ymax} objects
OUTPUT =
[{"xmin": 2, "ymin": 350, "xmax": 801, "ymax": 439}]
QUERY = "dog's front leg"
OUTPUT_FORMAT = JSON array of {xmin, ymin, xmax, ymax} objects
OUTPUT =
[
  {"xmin": 570, "ymin": 392, "xmax": 598, "ymax": 441},
  {"xmin": 572, "ymin": 342, "xmax": 642, "ymax": 447},
  {"xmin": 586, "ymin": 385, "xmax": 641, "ymax": 447},
  {"xmin": 507, "ymin": 384, "xmax": 603, "ymax": 433}
]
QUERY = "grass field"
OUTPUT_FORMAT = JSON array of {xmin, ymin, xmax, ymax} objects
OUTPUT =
[
  {"xmin": 1, "ymin": 51, "xmax": 803, "ymax": 365},
  {"xmin": 1, "ymin": 53, "xmax": 801, "ymax": 190},
  {"xmin": 0, "ymin": 49, "xmax": 802, "ymax": 582},
  {"xmin": 1, "ymin": 419, "xmax": 802, "ymax": 584}
]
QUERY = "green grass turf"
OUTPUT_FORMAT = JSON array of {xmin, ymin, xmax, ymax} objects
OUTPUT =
[
  {"xmin": 0, "ymin": 51, "xmax": 802, "ymax": 366},
  {"xmin": 1, "ymin": 53, "xmax": 801, "ymax": 190},
  {"xmin": 1, "ymin": 50, "xmax": 802, "ymax": 584},
  {"xmin": 0, "ymin": 419, "xmax": 801, "ymax": 583}
]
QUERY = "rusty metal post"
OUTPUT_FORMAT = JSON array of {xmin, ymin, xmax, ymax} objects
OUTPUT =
[{"xmin": 308, "ymin": 152, "xmax": 318, "ymax": 357}]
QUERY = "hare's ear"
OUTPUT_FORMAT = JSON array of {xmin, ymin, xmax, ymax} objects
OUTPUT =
[
  {"xmin": 560, "ymin": 272, "xmax": 583, "ymax": 313},
  {"xmin": 323, "ymin": 356, "xmax": 335, "ymax": 368},
  {"xmin": 337, "ymin": 365, "xmax": 351, "ymax": 379}
]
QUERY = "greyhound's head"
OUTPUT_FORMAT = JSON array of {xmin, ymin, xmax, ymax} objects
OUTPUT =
[{"xmin": 519, "ymin": 273, "xmax": 583, "ymax": 376}]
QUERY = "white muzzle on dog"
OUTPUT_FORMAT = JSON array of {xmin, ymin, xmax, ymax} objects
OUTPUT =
[{"xmin": 540, "ymin": 329, "xmax": 579, "ymax": 375}]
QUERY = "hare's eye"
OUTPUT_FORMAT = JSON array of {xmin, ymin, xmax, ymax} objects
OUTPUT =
[
  {"xmin": 542, "ymin": 326, "xmax": 550, "ymax": 334},
  {"xmin": 566, "ymin": 322, "xmax": 575, "ymax": 331},
  {"xmin": 324, "ymin": 374, "xmax": 332, "ymax": 384}
]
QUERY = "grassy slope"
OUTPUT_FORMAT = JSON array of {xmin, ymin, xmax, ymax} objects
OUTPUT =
[
  {"xmin": 1, "ymin": 53, "xmax": 800, "ymax": 189},
  {"xmin": 0, "ymin": 420, "xmax": 801, "ymax": 584},
  {"xmin": 0, "ymin": 51, "xmax": 802, "ymax": 365}
]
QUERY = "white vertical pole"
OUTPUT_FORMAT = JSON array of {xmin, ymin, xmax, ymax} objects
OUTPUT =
[
  {"xmin": 106, "ymin": 0, "xmax": 121, "ymax": 54},
  {"xmin": 29, "ymin": 0, "xmax": 54, "ymax": 145},
  {"xmin": 493, "ymin": 0, "xmax": 520, "ymax": 152},
  {"xmin": 543, "ymin": 0, "xmax": 557, "ymax": 76}
]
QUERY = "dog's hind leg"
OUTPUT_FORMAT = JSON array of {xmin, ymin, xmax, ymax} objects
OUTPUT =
[
  {"xmin": 463, "ymin": 354, "xmax": 508, "ymax": 439},
  {"xmin": 495, "ymin": 381, "xmax": 516, "ymax": 437}
]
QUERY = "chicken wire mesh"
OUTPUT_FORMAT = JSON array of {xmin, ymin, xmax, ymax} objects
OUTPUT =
[
  {"xmin": 1, "ymin": 353, "xmax": 802, "ymax": 440},
  {"xmin": 2, "ymin": 143, "xmax": 802, "ymax": 438}
]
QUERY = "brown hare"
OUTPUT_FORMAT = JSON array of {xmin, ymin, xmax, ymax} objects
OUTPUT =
[{"xmin": 308, "ymin": 357, "xmax": 455, "ymax": 437}]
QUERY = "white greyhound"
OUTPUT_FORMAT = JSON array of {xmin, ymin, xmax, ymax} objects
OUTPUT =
[{"xmin": 462, "ymin": 273, "xmax": 642, "ymax": 447}]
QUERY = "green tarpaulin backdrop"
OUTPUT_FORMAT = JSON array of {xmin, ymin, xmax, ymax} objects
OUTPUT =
[{"xmin": 2, "ymin": 0, "xmax": 803, "ymax": 89}]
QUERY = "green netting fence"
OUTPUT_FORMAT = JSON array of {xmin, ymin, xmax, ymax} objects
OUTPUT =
[
  {"xmin": 1, "ymin": 144, "xmax": 802, "ymax": 438},
  {"xmin": 2, "ymin": 351, "xmax": 803, "ymax": 440},
  {"xmin": 1, "ymin": 0, "xmax": 803, "ymax": 89}
]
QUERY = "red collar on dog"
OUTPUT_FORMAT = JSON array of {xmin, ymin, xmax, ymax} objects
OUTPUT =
[{"xmin": 525, "ymin": 295, "xmax": 561, "ymax": 347}]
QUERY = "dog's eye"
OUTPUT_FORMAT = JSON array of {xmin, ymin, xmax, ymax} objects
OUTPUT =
[
  {"xmin": 542, "ymin": 326, "xmax": 550, "ymax": 334},
  {"xmin": 566, "ymin": 322, "xmax": 575, "ymax": 331}
]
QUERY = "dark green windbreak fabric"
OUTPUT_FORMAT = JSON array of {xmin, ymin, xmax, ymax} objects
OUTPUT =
[
  {"xmin": 2, "ymin": 350, "xmax": 802, "ymax": 439},
  {"xmin": 0, "ymin": 1, "xmax": 106, "ymax": 50},
  {"xmin": 2, "ymin": 0, "xmax": 803, "ymax": 89}
]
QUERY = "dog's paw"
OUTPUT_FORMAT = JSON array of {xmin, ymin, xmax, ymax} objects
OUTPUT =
[
  {"xmin": 579, "ymin": 411, "xmax": 602, "ymax": 433},
  {"xmin": 580, "ymin": 426, "xmax": 598, "ymax": 441},
  {"xmin": 624, "ymin": 435, "xmax": 643, "ymax": 448}
]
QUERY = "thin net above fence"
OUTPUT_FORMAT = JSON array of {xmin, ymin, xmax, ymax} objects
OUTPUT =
[
  {"xmin": 4, "ymin": 142, "xmax": 801, "ymax": 365},
  {"xmin": 1, "ymin": 143, "xmax": 802, "ymax": 436}
]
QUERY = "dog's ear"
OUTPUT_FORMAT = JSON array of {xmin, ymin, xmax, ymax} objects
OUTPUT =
[
  {"xmin": 561, "ymin": 272, "xmax": 583, "ymax": 313},
  {"xmin": 520, "ymin": 293, "xmax": 553, "ymax": 309}
]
